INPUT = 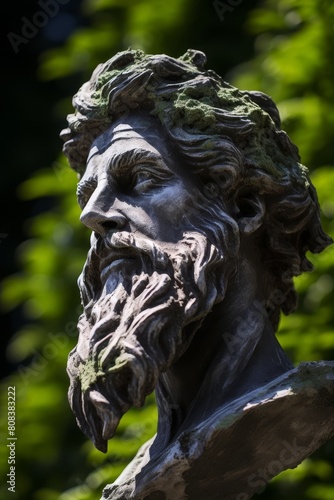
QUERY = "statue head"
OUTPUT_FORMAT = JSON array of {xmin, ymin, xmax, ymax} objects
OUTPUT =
[{"xmin": 62, "ymin": 49, "xmax": 331, "ymax": 452}]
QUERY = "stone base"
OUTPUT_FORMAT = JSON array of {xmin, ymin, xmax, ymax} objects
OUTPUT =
[{"xmin": 102, "ymin": 361, "xmax": 334, "ymax": 500}]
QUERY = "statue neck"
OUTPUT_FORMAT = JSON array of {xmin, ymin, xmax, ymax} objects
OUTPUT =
[{"xmin": 152, "ymin": 256, "xmax": 293, "ymax": 453}]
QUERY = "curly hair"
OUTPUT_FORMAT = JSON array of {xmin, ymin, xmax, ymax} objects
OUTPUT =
[{"xmin": 61, "ymin": 48, "xmax": 332, "ymax": 331}]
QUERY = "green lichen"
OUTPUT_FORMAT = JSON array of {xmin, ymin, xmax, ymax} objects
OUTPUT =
[
  {"xmin": 175, "ymin": 96, "xmax": 218, "ymax": 129},
  {"xmin": 151, "ymin": 81, "xmax": 295, "ymax": 180},
  {"xmin": 78, "ymin": 360, "xmax": 104, "ymax": 392},
  {"xmin": 67, "ymin": 48, "xmax": 308, "ymax": 186},
  {"xmin": 96, "ymin": 69, "xmax": 121, "ymax": 88}
]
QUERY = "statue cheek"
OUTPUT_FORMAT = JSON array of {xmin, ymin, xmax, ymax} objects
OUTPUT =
[{"xmin": 150, "ymin": 184, "xmax": 194, "ymax": 221}]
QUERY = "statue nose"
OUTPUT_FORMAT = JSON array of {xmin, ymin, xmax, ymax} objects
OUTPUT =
[
  {"xmin": 80, "ymin": 207, "xmax": 127, "ymax": 235},
  {"xmin": 79, "ymin": 179, "xmax": 129, "ymax": 235}
]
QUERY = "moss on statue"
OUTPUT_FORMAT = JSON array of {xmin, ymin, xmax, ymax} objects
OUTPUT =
[{"xmin": 65, "ymin": 48, "xmax": 310, "ymax": 189}]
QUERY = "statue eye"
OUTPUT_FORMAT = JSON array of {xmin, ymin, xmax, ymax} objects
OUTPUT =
[
  {"xmin": 115, "ymin": 162, "xmax": 174, "ymax": 195},
  {"xmin": 133, "ymin": 171, "xmax": 156, "ymax": 194}
]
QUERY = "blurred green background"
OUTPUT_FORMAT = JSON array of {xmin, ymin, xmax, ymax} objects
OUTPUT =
[{"xmin": 1, "ymin": 0, "xmax": 334, "ymax": 499}]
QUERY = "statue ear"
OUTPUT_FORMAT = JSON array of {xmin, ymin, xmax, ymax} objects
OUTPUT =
[{"xmin": 235, "ymin": 191, "xmax": 265, "ymax": 236}]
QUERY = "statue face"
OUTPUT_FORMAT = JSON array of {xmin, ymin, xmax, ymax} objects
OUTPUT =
[
  {"xmin": 77, "ymin": 114, "xmax": 197, "ymax": 246},
  {"xmin": 68, "ymin": 113, "xmax": 232, "ymax": 452}
]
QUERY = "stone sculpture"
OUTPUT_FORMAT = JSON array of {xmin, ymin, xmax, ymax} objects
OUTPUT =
[{"xmin": 61, "ymin": 49, "xmax": 334, "ymax": 499}]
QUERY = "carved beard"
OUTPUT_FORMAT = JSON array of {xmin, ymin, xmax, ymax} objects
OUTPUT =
[{"xmin": 67, "ymin": 230, "xmax": 229, "ymax": 452}]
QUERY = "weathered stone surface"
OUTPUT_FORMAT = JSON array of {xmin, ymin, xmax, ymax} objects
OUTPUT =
[
  {"xmin": 61, "ymin": 49, "xmax": 333, "ymax": 499},
  {"xmin": 103, "ymin": 361, "xmax": 334, "ymax": 500}
]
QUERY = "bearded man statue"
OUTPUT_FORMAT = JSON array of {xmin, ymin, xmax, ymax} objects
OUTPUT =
[{"xmin": 61, "ymin": 49, "xmax": 334, "ymax": 500}]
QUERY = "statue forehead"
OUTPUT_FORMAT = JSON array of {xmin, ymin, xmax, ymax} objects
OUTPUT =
[{"xmin": 87, "ymin": 113, "xmax": 166, "ymax": 164}]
